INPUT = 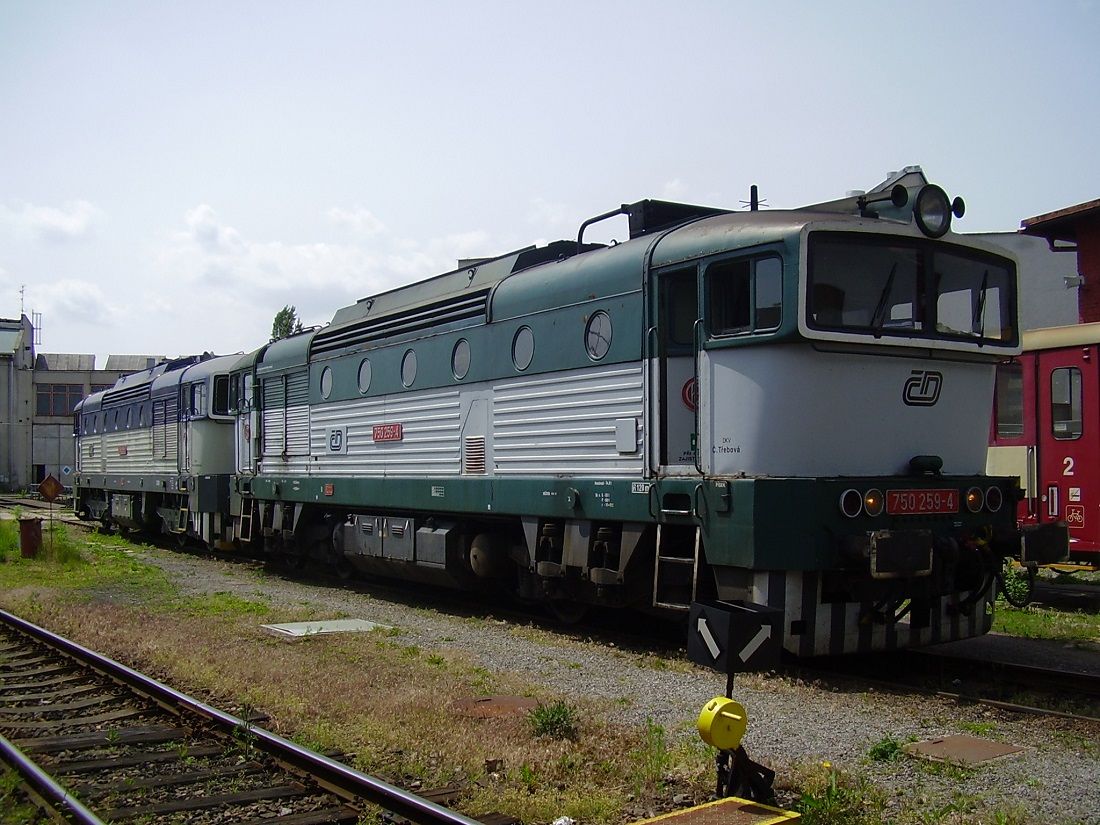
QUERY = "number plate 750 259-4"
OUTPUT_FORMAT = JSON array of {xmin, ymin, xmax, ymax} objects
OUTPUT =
[{"xmin": 886, "ymin": 489, "xmax": 958, "ymax": 515}]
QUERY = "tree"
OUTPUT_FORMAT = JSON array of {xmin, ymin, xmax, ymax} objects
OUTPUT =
[{"xmin": 271, "ymin": 305, "xmax": 304, "ymax": 340}]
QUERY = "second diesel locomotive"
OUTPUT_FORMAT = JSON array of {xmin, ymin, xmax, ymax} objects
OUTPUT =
[{"xmin": 74, "ymin": 166, "xmax": 1069, "ymax": 656}]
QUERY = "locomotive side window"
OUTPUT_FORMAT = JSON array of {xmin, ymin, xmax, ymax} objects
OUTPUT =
[
  {"xmin": 661, "ymin": 267, "xmax": 697, "ymax": 351},
  {"xmin": 512, "ymin": 327, "xmax": 535, "ymax": 371},
  {"xmin": 994, "ymin": 362, "xmax": 1024, "ymax": 439},
  {"xmin": 706, "ymin": 256, "xmax": 782, "ymax": 335},
  {"xmin": 213, "ymin": 375, "xmax": 230, "ymax": 415},
  {"xmin": 1051, "ymin": 367, "xmax": 1082, "ymax": 440}
]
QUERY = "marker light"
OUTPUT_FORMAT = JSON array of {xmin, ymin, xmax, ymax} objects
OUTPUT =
[
  {"xmin": 914, "ymin": 184, "xmax": 952, "ymax": 238},
  {"xmin": 864, "ymin": 488, "xmax": 885, "ymax": 517},
  {"xmin": 965, "ymin": 486, "xmax": 984, "ymax": 513},
  {"xmin": 985, "ymin": 485, "xmax": 1003, "ymax": 513},
  {"xmin": 840, "ymin": 489, "xmax": 863, "ymax": 518}
]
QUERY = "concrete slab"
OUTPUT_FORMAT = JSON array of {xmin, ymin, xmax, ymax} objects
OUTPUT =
[
  {"xmin": 904, "ymin": 734, "xmax": 1027, "ymax": 765},
  {"xmin": 261, "ymin": 619, "xmax": 391, "ymax": 637}
]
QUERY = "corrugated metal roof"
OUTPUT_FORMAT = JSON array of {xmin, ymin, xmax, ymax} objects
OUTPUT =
[
  {"xmin": 35, "ymin": 353, "xmax": 95, "ymax": 371},
  {"xmin": 0, "ymin": 328, "xmax": 22, "ymax": 356},
  {"xmin": 104, "ymin": 354, "xmax": 162, "ymax": 371}
]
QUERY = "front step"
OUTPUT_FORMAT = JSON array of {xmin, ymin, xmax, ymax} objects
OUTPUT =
[{"xmin": 653, "ymin": 523, "xmax": 700, "ymax": 610}]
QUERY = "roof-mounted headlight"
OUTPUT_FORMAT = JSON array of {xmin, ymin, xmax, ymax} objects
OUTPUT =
[{"xmin": 914, "ymin": 184, "xmax": 953, "ymax": 238}]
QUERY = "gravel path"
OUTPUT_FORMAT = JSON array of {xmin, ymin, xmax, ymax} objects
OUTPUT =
[{"xmin": 132, "ymin": 547, "xmax": 1099, "ymax": 825}]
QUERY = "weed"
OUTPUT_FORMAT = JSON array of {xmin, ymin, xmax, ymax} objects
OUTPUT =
[
  {"xmin": 180, "ymin": 591, "xmax": 270, "ymax": 618},
  {"xmin": 916, "ymin": 758, "xmax": 974, "ymax": 781},
  {"xmin": 527, "ymin": 700, "xmax": 579, "ymax": 740},
  {"xmin": 795, "ymin": 763, "xmax": 873, "ymax": 825},
  {"xmin": 0, "ymin": 768, "xmax": 39, "ymax": 824},
  {"xmin": 867, "ymin": 734, "xmax": 906, "ymax": 762},
  {"xmin": 517, "ymin": 762, "xmax": 537, "ymax": 790},
  {"xmin": 634, "ymin": 717, "xmax": 671, "ymax": 789},
  {"xmin": 958, "ymin": 720, "xmax": 996, "ymax": 736},
  {"xmin": 426, "ymin": 653, "xmax": 446, "ymax": 667},
  {"xmin": 400, "ymin": 645, "xmax": 421, "ymax": 659}
]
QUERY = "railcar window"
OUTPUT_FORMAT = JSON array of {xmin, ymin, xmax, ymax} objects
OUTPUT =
[
  {"xmin": 661, "ymin": 268, "xmax": 697, "ymax": 349},
  {"xmin": 994, "ymin": 363, "xmax": 1024, "ymax": 439},
  {"xmin": 190, "ymin": 383, "xmax": 207, "ymax": 417},
  {"xmin": 319, "ymin": 367, "xmax": 333, "ymax": 400},
  {"xmin": 358, "ymin": 358, "xmax": 372, "ymax": 393},
  {"xmin": 1051, "ymin": 367, "xmax": 1082, "ymax": 440},
  {"xmin": 584, "ymin": 312, "xmax": 612, "ymax": 360},
  {"xmin": 401, "ymin": 349, "xmax": 418, "ymax": 387},
  {"xmin": 706, "ymin": 256, "xmax": 782, "ymax": 336},
  {"xmin": 807, "ymin": 234, "xmax": 1015, "ymax": 345},
  {"xmin": 452, "ymin": 339, "xmax": 471, "ymax": 379},
  {"xmin": 213, "ymin": 375, "xmax": 230, "ymax": 415},
  {"xmin": 512, "ymin": 327, "xmax": 535, "ymax": 371}
]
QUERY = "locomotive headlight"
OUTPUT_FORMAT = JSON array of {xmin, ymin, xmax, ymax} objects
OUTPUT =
[
  {"xmin": 914, "ymin": 184, "xmax": 952, "ymax": 238},
  {"xmin": 840, "ymin": 489, "xmax": 863, "ymax": 518},
  {"xmin": 965, "ymin": 486, "xmax": 984, "ymax": 513},
  {"xmin": 863, "ymin": 488, "xmax": 885, "ymax": 517},
  {"xmin": 984, "ymin": 485, "xmax": 1004, "ymax": 513}
]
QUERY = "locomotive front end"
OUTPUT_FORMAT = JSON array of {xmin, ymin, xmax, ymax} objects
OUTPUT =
[{"xmin": 686, "ymin": 169, "xmax": 1069, "ymax": 654}]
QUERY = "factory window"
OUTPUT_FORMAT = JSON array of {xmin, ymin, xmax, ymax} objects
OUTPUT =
[
  {"xmin": 512, "ymin": 326, "xmax": 534, "ymax": 371},
  {"xmin": 401, "ymin": 349, "xmax": 417, "ymax": 387},
  {"xmin": 585, "ymin": 311, "xmax": 612, "ymax": 360},
  {"xmin": 35, "ymin": 383, "xmax": 84, "ymax": 416}
]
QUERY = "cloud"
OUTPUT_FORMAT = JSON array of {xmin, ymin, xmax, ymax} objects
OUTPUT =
[
  {"xmin": 327, "ymin": 205, "xmax": 386, "ymax": 236},
  {"xmin": 0, "ymin": 200, "xmax": 104, "ymax": 243},
  {"xmin": 30, "ymin": 279, "xmax": 124, "ymax": 326}
]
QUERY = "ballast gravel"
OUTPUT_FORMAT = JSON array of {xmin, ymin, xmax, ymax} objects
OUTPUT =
[{"xmin": 129, "ymin": 549, "xmax": 1099, "ymax": 825}]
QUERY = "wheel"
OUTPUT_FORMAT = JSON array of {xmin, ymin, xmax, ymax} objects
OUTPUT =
[{"xmin": 547, "ymin": 599, "xmax": 589, "ymax": 624}]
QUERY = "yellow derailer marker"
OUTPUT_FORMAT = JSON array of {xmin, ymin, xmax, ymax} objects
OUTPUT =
[{"xmin": 697, "ymin": 696, "xmax": 747, "ymax": 751}]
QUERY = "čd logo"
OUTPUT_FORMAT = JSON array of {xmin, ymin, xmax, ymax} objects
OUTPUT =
[{"xmin": 903, "ymin": 370, "xmax": 943, "ymax": 406}]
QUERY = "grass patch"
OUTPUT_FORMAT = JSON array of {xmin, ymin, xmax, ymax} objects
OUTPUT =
[
  {"xmin": 794, "ymin": 762, "xmax": 881, "ymax": 824},
  {"xmin": 527, "ymin": 699, "xmax": 579, "ymax": 740},
  {"xmin": 992, "ymin": 602, "xmax": 1100, "ymax": 644},
  {"xmin": 957, "ymin": 720, "xmax": 996, "ymax": 736},
  {"xmin": 866, "ymin": 734, "xmax": 907, "ymax": 762},
  {"xmin": 178, "ymin": 590, "xmax": 271, "ymax": 618}
]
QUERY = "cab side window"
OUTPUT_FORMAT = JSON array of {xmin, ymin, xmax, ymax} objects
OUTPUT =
[{"xmin": 706, "ymin": 256, "xmax": 782, "ymax": 336}]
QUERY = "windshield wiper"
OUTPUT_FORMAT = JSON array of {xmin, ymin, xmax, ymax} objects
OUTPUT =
[
  {"xmin": 972, "ymin": 269, "xmax": 989, "ymax": 338},
  {"xmin": 870, "ymin": 262, "xmax": 898, "ymax": 337}
]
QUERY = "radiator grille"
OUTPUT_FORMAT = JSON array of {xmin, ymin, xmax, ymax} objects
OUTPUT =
[{"xmin": 463, "ymin": 436, "xmax": 486, "ymax": 475}]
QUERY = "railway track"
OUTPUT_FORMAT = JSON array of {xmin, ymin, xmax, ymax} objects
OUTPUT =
[{"xmin": 0, "ymin": 608, "xmax": 494, "ymax": 825}]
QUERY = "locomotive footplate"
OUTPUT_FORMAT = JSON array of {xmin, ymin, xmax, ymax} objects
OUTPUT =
[{"xmin": 869, "ymin": 529, "xmax": 933, "ymax": 579}]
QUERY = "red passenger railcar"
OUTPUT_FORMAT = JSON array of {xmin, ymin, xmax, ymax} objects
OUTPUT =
[{"xmin": 990, "ymin": 322, "xmax": 1100, "ymax": 563}]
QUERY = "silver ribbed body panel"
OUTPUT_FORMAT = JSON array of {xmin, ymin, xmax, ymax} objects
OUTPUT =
[
  {"xmin": 102, "ymin": 430, "xmax": 157, "ymax": 474},
  {"xmin": 492, "ymin": 363, "xmax": 644, "ymax": 478},
  {"xmin": 78, "ymin": 436, "xmax": 104, "ymax": 473},
  {"xmin": 310, "ymin": 389, "xmax": 462, "ymax": 477},
  {"xmin": 261, "ymin": 373, "xmax": 310, "ymax": 461}
]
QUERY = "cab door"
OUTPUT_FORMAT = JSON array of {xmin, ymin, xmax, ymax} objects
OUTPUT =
[
  {"xmin": 649, "ymin": 265, "xmax": 700, "ymax": 475},
  {"xmin": 235, "ymin": 372, "xmax": 257, "ymax": 473},
  {"xmin": 1037, "ymin": 346, "xmax": 1100, "ymax": 553}
]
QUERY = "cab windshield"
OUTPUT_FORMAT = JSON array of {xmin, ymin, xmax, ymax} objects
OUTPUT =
[{"xmin": 807, "ymin": 233, "xmax": 1016, "ymax": 346}]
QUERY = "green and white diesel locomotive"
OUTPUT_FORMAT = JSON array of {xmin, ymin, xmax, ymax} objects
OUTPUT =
[{"xmin": 74, "ymin": 166, "xmax": 1068, "ymax": 656}]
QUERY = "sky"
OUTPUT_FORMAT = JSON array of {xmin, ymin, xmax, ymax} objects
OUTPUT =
[{"xmin": 1, "ymin": 1, "xmax": 1098, "ymax": 362}]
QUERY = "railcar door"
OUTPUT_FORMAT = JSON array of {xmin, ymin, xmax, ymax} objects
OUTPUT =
[
  {"xmin": 989, "ymin": 356, "xmax": 1039, "ymax": 525},
  {"xmin": 178, "ymin": 384, "xmax": 190, "ymax": 474},
  {"xmin": 649, "ymin": 265, "xmax": 701, "ymax": 475},
  {"xmin": 235, "ymin": 372, "xmax": 257, "ymax": 473},
  {"xmin": 1037, "ymin": 345, "xmax": 1100, "ymax": 554}
]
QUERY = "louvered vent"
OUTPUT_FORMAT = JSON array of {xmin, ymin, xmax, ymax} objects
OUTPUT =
[
  {"xmin": 312, "ymin": 289, "xmax": 490, "ymax": 356},
  {"xmin": 463, "ymin": 436, "xmax": 486, "ymax": 475}
]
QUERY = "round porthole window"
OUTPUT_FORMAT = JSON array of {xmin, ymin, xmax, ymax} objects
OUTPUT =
[
  {"xmin": 126, "ymin": 408, "xmax": 133, "ymax": 428},
  {"xmin": 401, "ymin": 349, "xmax": 418, "ymax": 387},
  {"xmin": 320, "ymin": 366, "xmax": 333, "ymax": 399},
  {"xmin": 452, "ymin": 339, "xmax": 471, "ymax": 380},
  {"xmin": 585, "ymin": 310, "xmax": 612, "ymax": 360},
  {"xmin": 512, "ymin": 326, "xmax": 534, "ymax": 371},
  {"xmin": 358, "ymin": 359, "xmax": 372, "ymax": 393}
]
